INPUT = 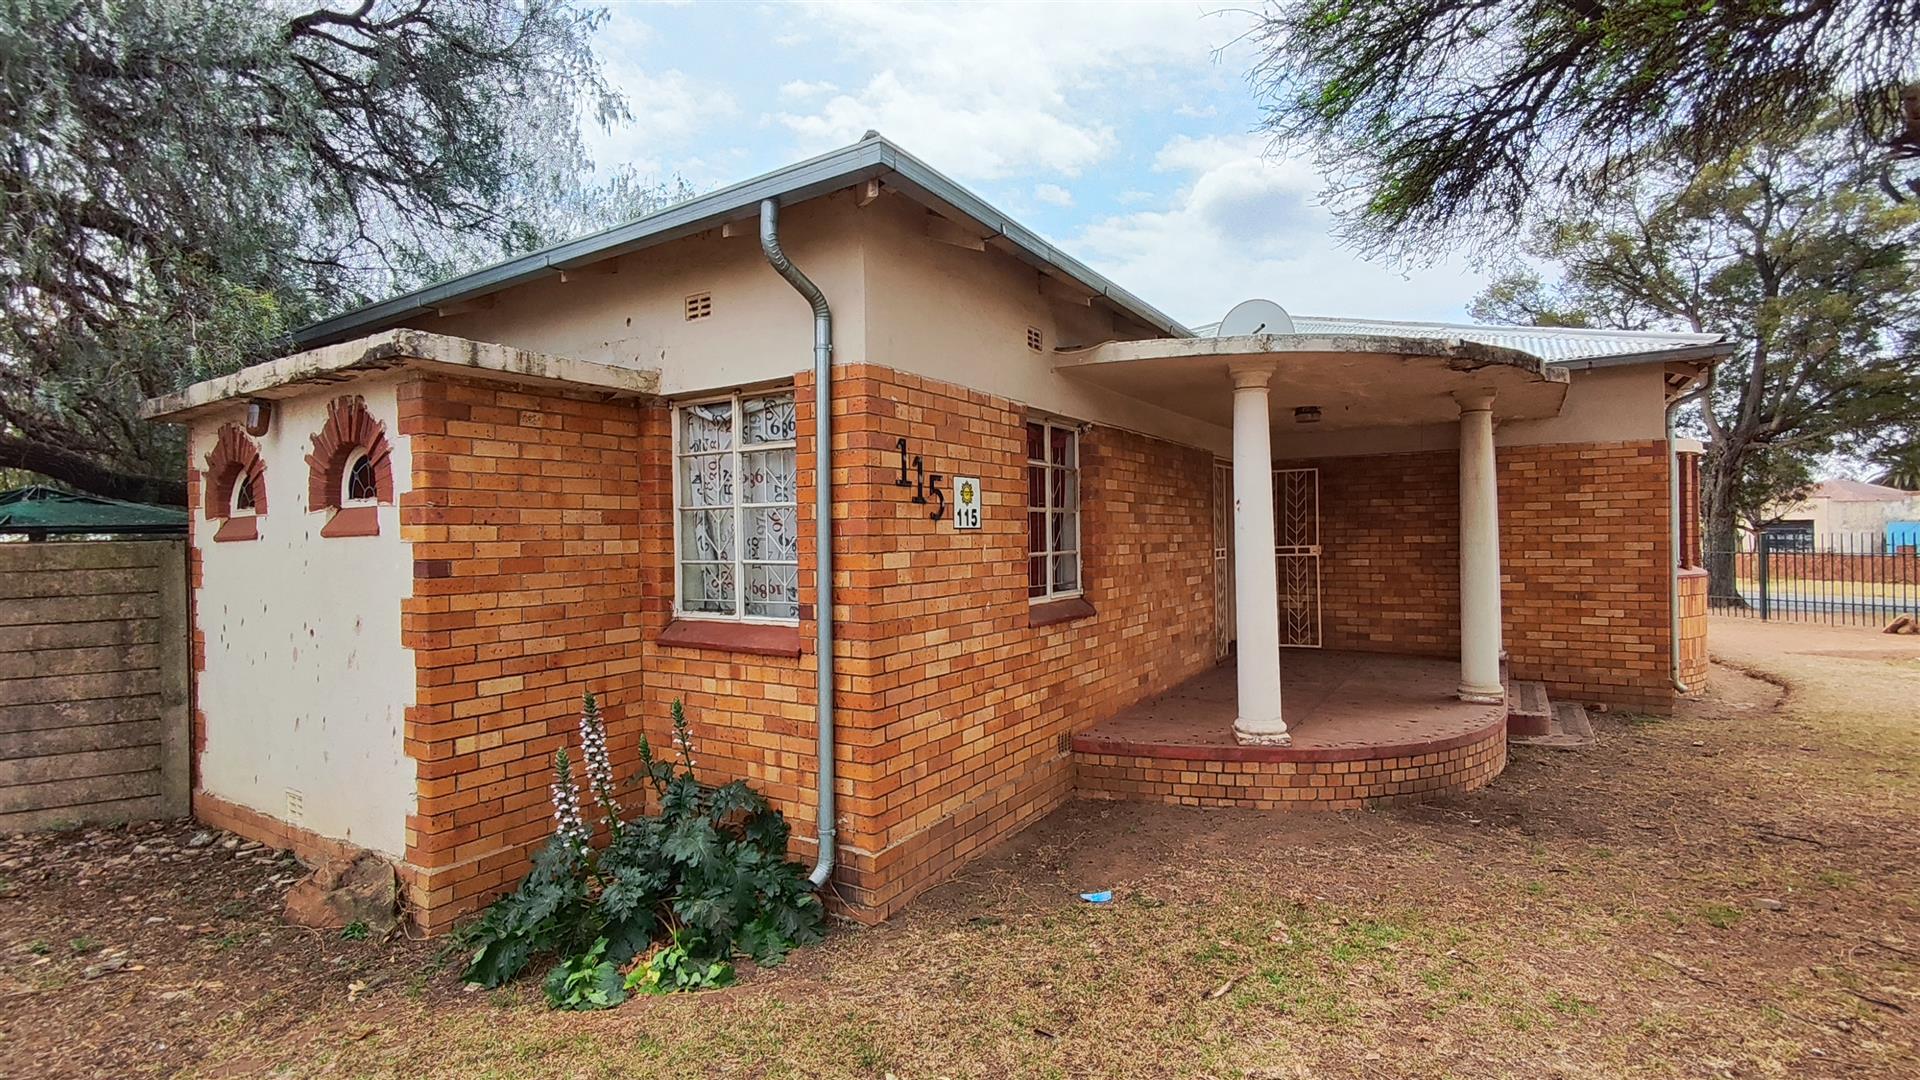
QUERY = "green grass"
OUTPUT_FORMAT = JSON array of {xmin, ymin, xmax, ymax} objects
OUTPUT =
[{"xmin": 1699, "ymin": 903, "xmax": 1745, "ymax": 929}]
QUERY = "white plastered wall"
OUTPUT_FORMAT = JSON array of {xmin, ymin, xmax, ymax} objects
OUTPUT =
[
  {"xmin": 1266, "ymin": 363, "xmax": 1670, "ymax": 459},
  {"xmin": 190, "ymin": 373, "xmax": 416, "ymax": 857},
  {"xmin": 420, "ymin": 194, "xmax": 868, "ymax": 396},
  {"xmin": 415, "ymin": 185, "xmax": 1669, "ymax": 455}
]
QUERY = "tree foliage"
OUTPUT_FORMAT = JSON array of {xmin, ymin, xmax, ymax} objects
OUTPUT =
[
  {"xmin": 0, "ymin": 0, "xmax": 681, "ymax": 503},
  {"xmin": 1470, "ymin": 113, "xmax": 1920, "ymax": 584},
  {"xmin": 1247, "ymin": 0, "xmax": 1920, "ymax": 255}
]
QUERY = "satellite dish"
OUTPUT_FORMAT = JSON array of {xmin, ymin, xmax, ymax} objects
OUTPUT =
[{"xmin": 1215, "ymin": 299, "xmax": 1295, "ymax": 337}]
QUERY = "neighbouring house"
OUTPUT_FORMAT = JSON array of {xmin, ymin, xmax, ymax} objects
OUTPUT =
[
  {"xmin": 1750, "ymin": 479, "xmax": 1920, "ymax": 551},
  {"xmin": 141, "ymin": 135, "xmax": 1729, "ymax": 933}
]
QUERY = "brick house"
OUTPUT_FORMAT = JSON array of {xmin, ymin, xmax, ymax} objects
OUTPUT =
[{"xmin": 143, "ymin": 135, "xmax": 1725, "ymax": 932}]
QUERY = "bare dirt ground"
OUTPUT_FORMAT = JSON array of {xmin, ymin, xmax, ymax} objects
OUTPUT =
[{"xmin": 3, "ymin": 618, "xmax": 1916, "ymax": 1079}]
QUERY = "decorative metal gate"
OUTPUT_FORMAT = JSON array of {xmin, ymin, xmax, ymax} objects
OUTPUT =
[
  {"xmin": 1212, "ymin": 460, "xmax": 1234, "ymax": 661},
  {"xmin": 1274, "ymin": 467, "xmax": 1321, "ymax": 648}
]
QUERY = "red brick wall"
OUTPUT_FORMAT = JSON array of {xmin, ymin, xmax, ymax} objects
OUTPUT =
[
  {"xmin": 1075, "ymin": 728, "xmax": 1506, "ymax": 810},
  {"xmin": 396, "ymin": 374, "xmax": 652, "ymax": 931},
  {"xmin": 1678, "ymin": 569, "xmax": 1708, "ymax": 687},
  {"xmin": 386, "ymin": 363, "xmax": 1218, "ymax": 928},
  {"xmin": 1677, "ymin": 450, "xmax": 1703, "ymax": 568},
  {"xmin": 1287, "ymin": 440, "xmax": 1677, "ymax": 711},
  {"xmin": 635, "ymin": 382, "xmax": 821, "ymax": 861},
  {"xmin": 1734, "ymin": 550, "xmax": 1920, "ymax": 586},
  {"xmin": 1302, "ymin": 450, "xmax": 1460, "ymax": 654},
  {"xmin": 824, "ymin": 364, "xmax": 1218, "ymax": 918}
]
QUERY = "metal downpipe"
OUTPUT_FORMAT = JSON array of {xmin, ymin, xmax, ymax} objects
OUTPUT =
[{"xmin": 759, "ymin": 199, "xmax": 837, "ymax": 889}]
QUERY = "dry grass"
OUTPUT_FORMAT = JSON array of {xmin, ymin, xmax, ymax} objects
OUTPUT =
[{"xmin": 4, "ymin": 619, "xmax": 1917, "ymax": 1078}]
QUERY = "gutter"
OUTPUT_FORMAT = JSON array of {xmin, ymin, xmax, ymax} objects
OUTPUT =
[{"xmin": 759, "ymin": 198, "xmax": 837, "ymax": 890}]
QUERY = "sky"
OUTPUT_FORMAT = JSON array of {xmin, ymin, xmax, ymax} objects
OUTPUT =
[{"xmin": 581, "ymin": 0, "xmax": 1492, "ymax": 330}]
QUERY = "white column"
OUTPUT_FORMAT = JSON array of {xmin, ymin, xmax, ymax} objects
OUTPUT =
[
  {"xmin": 1230, "ymin": 362, "xmax": 1288, "ymax": 746},
  {"xmin": 1455, "ymin": 388, "xmax": 1504, "ymax": 702}
]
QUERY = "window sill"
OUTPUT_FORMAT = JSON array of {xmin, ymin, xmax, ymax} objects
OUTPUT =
[
  {"xmin": 1029, "ymin": 596, "xmax": 1096, "ymax": 628},
  {"xmin": 320, "ymin": 505, "xmax": 379, "ymax": 538},
  {"xmin": 211, "ymin": 516, "xmax": 258, "ymax": 543},
  {"xmin": 659, "ymin": 618, "xmax": 803, "ymax": 658}
]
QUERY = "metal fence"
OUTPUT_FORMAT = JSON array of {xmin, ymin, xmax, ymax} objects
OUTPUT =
[{"xmin": 1706, "ymin": 532, "xmax": 1920, "ymax": 627}]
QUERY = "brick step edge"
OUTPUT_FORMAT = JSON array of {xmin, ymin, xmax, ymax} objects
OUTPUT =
[
  {"xmin": 1511, "ymin": 701, "xmax": 1595, "ymax": 749},
  {"xmin": 1506, "ymin": 680, "xmax": 1552, "ymax": 737},
  {"xmin": 1553, "ymin": 701, "xmax": 1594, "ymax": 742}
]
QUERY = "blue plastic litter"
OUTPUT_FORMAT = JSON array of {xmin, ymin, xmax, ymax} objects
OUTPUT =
[{"xmin": 1079, "ymin": 890, "xmax": 1113, "ymax": 904}]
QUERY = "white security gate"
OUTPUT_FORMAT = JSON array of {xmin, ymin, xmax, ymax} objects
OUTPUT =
[
  {"xmin": 1212, "ymin": 460, "xmax": 1234, "ymax": 661},
  {"xmin": 1274, "ymin": 467, "xmax": 1321, "ymax": 648}
]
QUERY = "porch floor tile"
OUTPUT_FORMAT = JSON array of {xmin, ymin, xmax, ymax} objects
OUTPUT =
[{"xmin": 1073, "ymin": 651, "xmax": 1505, "ymax": 763}]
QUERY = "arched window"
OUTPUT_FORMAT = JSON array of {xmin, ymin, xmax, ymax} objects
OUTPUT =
[
  {"xmin": 306, "ymin": 394, "xmax": 393, "ymax": 538},
  {"xmin": 203, "ymin": 423, "xmax": 266, "ymax": 542},
  {"xmin": 344, "ymin": 449, "xmax": 378, "ymax": 505}
]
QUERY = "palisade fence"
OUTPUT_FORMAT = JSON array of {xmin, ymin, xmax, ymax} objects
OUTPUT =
[{"xmin": 1706, "ymin": 531, "xmax": 1920, "ymax": 627}]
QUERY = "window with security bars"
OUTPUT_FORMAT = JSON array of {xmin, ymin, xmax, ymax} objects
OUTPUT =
[
  {"xmin": 344, "ymin": 452, "xmax": 378, "ymax": 504},
  {"xmin": 675, "ymin": 390, "xmax": 799, "ymax": 620},
  {"xmin": 1026, "ymin": 419, "xmax": 1080, "ymax": 600}
]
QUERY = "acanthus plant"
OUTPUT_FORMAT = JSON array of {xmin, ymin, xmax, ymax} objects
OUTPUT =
[{"xmin": 458, "ymin": 694, "xmax": 825, "ymax": 1009}]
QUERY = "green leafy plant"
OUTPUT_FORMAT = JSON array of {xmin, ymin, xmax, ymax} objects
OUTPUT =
[
  {"xmin": 624, "ymin": 929, "xmax": 736, "ymax": 995},
  {"xmin": 543, "ymin": 937, "xmax": 628, "ymax": 1011},
  {"xmin": 340, "ymin": 921, "xmax": 370, "ymax": 941},
  {"xmin": 458, "ymin": 694, "xmax": 824, "ymax": 1005}
]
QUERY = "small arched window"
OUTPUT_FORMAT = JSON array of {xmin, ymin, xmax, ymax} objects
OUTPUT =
[
  {"xmin": 307, "ymin": 394, "xmax": 392, "ymax": 538},
  {"xmin": 344, "ymin": 449, "xmax": 378, "ymax": 505},
  {"xmin": 204, "ymin": 423, "xmax": 266, "ymax": 542}
]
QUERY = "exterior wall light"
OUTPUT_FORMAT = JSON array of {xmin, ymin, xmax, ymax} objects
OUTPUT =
[
  {"xmin": 1294, "ymin": 406, "xmax": 1322, "ymax": 424},
  {"xmin": 244, "ymin": 399, "xmax": 273, "ymax": 437}
]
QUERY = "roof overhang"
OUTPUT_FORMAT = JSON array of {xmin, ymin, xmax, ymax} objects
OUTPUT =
[
  {"xmin": 290, "ymin": 136, "xmax": 1191, "ymax": 351},
  {"xmin": 141, "ymin": 329, "xmax": 659, "ymax": 423},
  {"xmin": 1054, "ymin": 334, "xmax": 1571, "ymax": 430}
]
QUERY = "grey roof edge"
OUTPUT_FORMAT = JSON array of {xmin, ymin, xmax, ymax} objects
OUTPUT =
[
  {"xmin": 292, "ymin": 135, "xmax": 1192, "ymax": 350},
  {"xmin": 1190, "ymin": 316, "xmax": 1733, "ymax": 368},
  {"xmin": 1552, "ymin": 342, "xmax": 1733, "ymax": 369},
  {"xmin": 1292, "ymin": 314, "xmax": 1726, "ymax": 345}
]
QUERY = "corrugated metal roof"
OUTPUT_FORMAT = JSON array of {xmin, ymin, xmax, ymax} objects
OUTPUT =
[
  {"xmin": 293, "ymin": 134, "xmax": 1191, "ymax": 349},
  {"xmin": 1191, "ymin": 315, "xmax": 1726, "ymax": 365},
  {"xmin": 286, "ymin": 131, "xmax": 1725, "ymax": 371},
  {"xmin": 0, "ymin": 486, "xmax": 187, "ymax": 535}
]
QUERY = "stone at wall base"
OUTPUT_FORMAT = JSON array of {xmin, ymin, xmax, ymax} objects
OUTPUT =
[{"xmin": 285, "ymin": 851, "xmax": 399, "ymax": 935}]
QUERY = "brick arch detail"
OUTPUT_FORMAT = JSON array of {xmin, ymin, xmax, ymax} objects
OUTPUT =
[
  {"xmin": 306, "ymin": 395, "xmax": 394, "ymax": 510},
  {"xmin": 203, "ymin": 424, "xmax": 267, "ymax": 520}
]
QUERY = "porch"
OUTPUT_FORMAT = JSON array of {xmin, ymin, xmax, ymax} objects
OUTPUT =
[
  {"xmin": 1057, "ymin": 324, "xmax": 1572, "ymax": 749},
  {"xmin": 1071, "ymin": 652, "xmax": 1509, "ymax": 809}
]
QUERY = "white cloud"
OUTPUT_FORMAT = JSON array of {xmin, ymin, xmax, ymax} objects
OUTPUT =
[
  {"xmin": 1174, "ymin": 103, "xmax": 1218, "ymax": 119},
  {"xmin": 765, "ymin": 1, "xmax": 1250, "ymax": 180},
  {"xmin": 778, "ymin": 79, "xmax": 838, "ymax": 100},
  {"xmin": 585, "ymin": 25, "xmax": 743, "ymax": 187},
  {"xmin": 1075, "ymin": 134, "xmax": 1488, "ymax": 326},
  {"xmin": 1033, "ymin": 183, "xmax": 1075, "ymax": 207}
]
